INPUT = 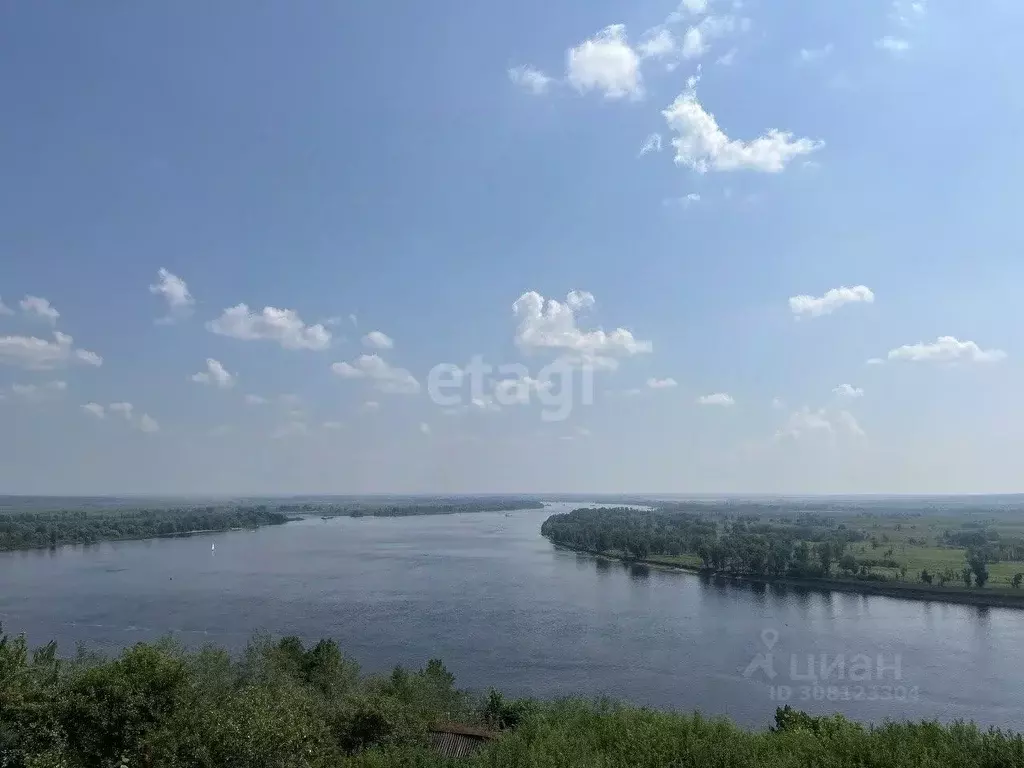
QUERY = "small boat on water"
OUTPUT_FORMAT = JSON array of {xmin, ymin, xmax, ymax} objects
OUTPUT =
[{"xmin": 211, "ymin": 542, "xmax": 215, "ymax": 552}]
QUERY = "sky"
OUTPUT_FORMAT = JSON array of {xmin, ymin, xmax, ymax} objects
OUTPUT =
[{"xmin": 2, "ymin": 0, "xmax": 1023, "ymax": 495}]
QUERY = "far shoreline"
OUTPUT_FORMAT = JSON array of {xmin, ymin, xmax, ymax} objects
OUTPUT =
[{"xmin": 548, "ymin": 540, "xmax": 1024, "ymax": 610}]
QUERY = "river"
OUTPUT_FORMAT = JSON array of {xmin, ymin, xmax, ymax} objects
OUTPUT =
[{"xmin": 1, "ymin": 502, "xmax": 1022, "ymax": 728}]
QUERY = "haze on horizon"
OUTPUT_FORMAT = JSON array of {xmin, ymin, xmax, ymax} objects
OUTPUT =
[{"xmin": 2, "ymin": 1, "xmax": 1023, "ymax": 496}]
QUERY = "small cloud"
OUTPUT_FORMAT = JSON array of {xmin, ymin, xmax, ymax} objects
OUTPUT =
[
  {"xmin": 876, "ymin": 36, "xmax": 910, "ymax": 53},
  {"xmin": 361, "ymin": 400, "xmax": 380, "ymax": 413},
  {"xmin": 638, "ymin": 133, "xmax": 663, "ymax": 157},
  {"xmin": 81, "ymin": 402, "xmax": 105, "ymax": 418},
  {"xmin": 797, "ymin": 43, "xmax": 834, "ymax": 64},
  {"xmin": 508, "ymin": 65, "xmax": 554, "ymax": 95},
  {"xmin": 190, "ymin": 358, "xmax": 236, "ymax": 389},
  {"xmin": 697, "ymin": 392, "xmax": 735, "ymax": 406},
  {"xmin": 716, "ymin": 48, "xmax": 737, "ymax": 66},
  {"xmin": 647, "ymin": 377, "xmax": 678, "ymax": 389},
  {"xmin": 244, "ymin": 394, "xmax": 267, "ymax": 405},
  {"xmin": 789, "ymin": 285, "xmax": 874, "ymax": 319},
  {"xmin": 138, "ymin": 414, "xmax": 160, "ymax": 433},
  {"xmin": 149, "ymin": 268, "xmax": 194, "ymax": 323},
  {"xmin": 833, "ymin": 383, "xmax": 864, "ymax": 398},
  {"xmin": 20, "ymin": 296, "xmax": 60, "ymax": 324},
  {"xmin": 884, "ymin": 336, "xmax": 1006, "ymax": 364},
  {"xmin": 362, "ymin": 330, "xmax": 394, "ymax": 350}
]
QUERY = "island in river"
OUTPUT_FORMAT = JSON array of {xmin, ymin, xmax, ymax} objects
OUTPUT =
[{"xmin": 541, "ymin": 500, "xmax": 1024, "ymax": 608}]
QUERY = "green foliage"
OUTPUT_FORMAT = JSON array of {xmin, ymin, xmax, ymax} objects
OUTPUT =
[{"xmin": 5, "ymin": 628, "xmax": 1024, "ymax": 766}]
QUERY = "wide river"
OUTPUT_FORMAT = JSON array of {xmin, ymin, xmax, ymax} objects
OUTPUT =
[{"xmin": 2, "ymin": 503, "xmax": 1023, "ymax": 728}]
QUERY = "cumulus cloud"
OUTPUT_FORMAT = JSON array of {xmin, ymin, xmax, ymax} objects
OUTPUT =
[
  {"xmin": 567, "ymin": 25, "xmax": 643, "ymax": 99},
  {"xmin": 663, "ymin": 77, "xmax": 823, "ymax": 173},
  {"xmin": 508, "ymin": 65, "xmax": 554, "ymax": 94},
  {"xmin": 777, "ymin": 405, "xmax": 865, "ymax": 441},
  {"xmin": 19, "ymin": 296, "xmax": 59, "ymax": 324},
  {"xmin": 138, "ymin": 414, "xmax": 160, "ymax": 433},
  {"xmin": 149, "ymin": 268, "xmax": 194, "ymax": 322},
  {"xmin": 512, "ymin": 290, "xmax": 651, "ymax": 370},
  {"xmin": 681, "ymin": 26, "xmax": 708, "ymax": 59},
  {"xmin": 884, "ymin": 336, "xmax": 1006, "ymax": 364},
  {"xmin": 362, "ymin": 331, "xmax": 394, "ymax": 349},
  {"xmin": 191, "ymin": 358, "xmax": 236, "ymax": 388},
  {"xmin": 647, "ymin": 377, "xmax": 678, "ymax": 389},
  {"xmin": 697, "ymin": 392, "xmax": 734, "ymax": 406},
  {"xmin": 102, "ymin": 401, "xmax": 159, "ymax": 432},
  {"xmin": 109, "ymin": 402, "xmax": 134, "ymax": 418},
  {"xmin": 0, "ymin": 331, "xmax": 102, "ymax": 370},
  {"xmin": 833, "ymin": 383, "xmax": 864, "ymax": 398},
  {"xmin": 81, "ymin": 402, "xmax": 105, "ymax": 418},
  {"xmin": 331, "ymin": 354, "xmax": 420, "ymax": 394},
  {"xmin": 788, "ymin": 285, "xmax": 874, "ymax": 318},
  {"xmin": 207, "ymin": 304, "xmax": 331, "ymax": 350}
]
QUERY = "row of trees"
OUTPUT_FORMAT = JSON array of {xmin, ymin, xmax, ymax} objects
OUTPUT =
[
  {"xmin": 0, "ymin": 506, "xmax": 289, "ymax": 551},
  {"xmin": 278, "ymin": 498, "xmax": 545, "ymax": 517},
  {"xmin": 3, "ymin": 629, "xmax": 1023, "ymax": 767},
  {"xmin": 541, "ymin": 508, "xmax": 872, "ymax": 580}
]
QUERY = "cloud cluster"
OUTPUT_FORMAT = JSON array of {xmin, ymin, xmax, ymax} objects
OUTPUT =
[
  {"xmin": 149, "ymin": 268, "xmax": 194, "ymax": 323},
  {"xmin": 84, "ymin": 401, "xmax": 160, "ymax": 432},
  {"xmin": 0, "ymin": 331, "xmax": 102, "ymax": 370},
  {"xmin": 788, "ymin": 285, "xmax": 874, "ymax": 318},
  {"xmin": 883, "ymin": 336, "xmax": 1006, "ymax": 364},
  {"xmin": 207, "ymin": 304, "xmax": 331, "ymax": 351},
  {"xmin": 512, "ymin": 290, "xmax": 651, "ymax": 370},
  {"xmin": 191, "ymin": 358, "xmax": 236, "ymax": 388},
  {"xmin": 332, "ymin": 354, "xmax": 420, "ymax": 394}
]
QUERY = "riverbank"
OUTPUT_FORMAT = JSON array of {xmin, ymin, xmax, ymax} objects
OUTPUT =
[{"xmin": 549, "ymin": 541, "xmax": 1024, "ymax": 609}]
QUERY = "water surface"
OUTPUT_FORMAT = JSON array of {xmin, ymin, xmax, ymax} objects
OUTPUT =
[{"xmin": 1, "ymin": 503, "xmax": 1021, "ymax": 728}]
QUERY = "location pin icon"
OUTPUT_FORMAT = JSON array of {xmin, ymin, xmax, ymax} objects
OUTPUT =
[{"xmin": 761, "ymin": 628, "xmax": 779, "ymax": 650}]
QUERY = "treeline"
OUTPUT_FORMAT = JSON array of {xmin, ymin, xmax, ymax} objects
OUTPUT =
[
  {"xmin": 541, "ymin": 508, "xmax": 874, "ymax": 580},
  {"xmin": 279, "ymin": 498, "xmax": 545, "ymax": 517},
  {"xmin": 2, "ymin": 630, "xmax": 1023, "ymax": 768},
  {"xmin": 0, "ymin": 505, "xmax": 289, "ymax": 551}
]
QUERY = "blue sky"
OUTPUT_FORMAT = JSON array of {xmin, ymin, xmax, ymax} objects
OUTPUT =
[{"xmin": 2, "ymin": 0, "xmax": 1023, "ymax": 495}]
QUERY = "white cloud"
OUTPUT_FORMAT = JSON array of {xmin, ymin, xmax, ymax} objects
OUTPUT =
[
  {"xmin": 149, "ymin": 268, "xmax": 194, "ymax": 322},
  {"xmin": 833, "ymin": 383, "xmax": 864, "ymax": 398},
  {"xmin": 509, "ymin": 65, "xmax": 554, "ymax": 94},
  {"xmin": 512, "ymin": 290, "xmax": 651, "ymax": 370},
  {"xmin": 885, "ymin": 336, "xmax": 1007, "ymax": 364},
  {"xmin": 362, "ymin": 330, "xmax": 394, "ymax": 349},
  {"xmin": 876, "ymin": 36, "xmax": 910, "ymax": 53},
  {"xmin": 244, "ymin": 394, "xmax": 267, "ymax": 405},
  {"xmin": 639, "ymin": 133, "xmax": 662, "ymax": 157},
  {"xmin": 697, "ymin": 392, "xmax": 734, "ymax": 406},
  {"xmin": 109, "ymin": 401, "xmax": 134, "ymax": 418},
  {"xmin": 0, "ymin": 296, "xmax": 12, "ymax": 315},
  {"xmin": 647, "ymin": 377, "xmax": 678, "ymax": 389},
  {"xmin": 674, "ymin": 0, "xmax": 708, "ymax": 16},
  {"xmin": 361, "ymin": 400, "xmax": 380, "ymax": 413},
  {"xmin": 191, "ymin": 358, "xmax": 235, "ymax": 388},
  {"xmin": 138, "ymin": 413, "xmax": 157, "ymax": 432},
  {"xmin": 788, "ymin": 285, "xmax": 874, "ymax": 318},
  {"xmin": 866, "ymin": 357, "xmax": 885, "ymax": 366},
  {"xmin": 207, "ymin": 304, "xmax": 331, "ymax": 351},
  {"xmin": 331, "ymin": 354, "xmax": 421, "ymax": 394},
  {"xmin": 322, "ymin": 420, "xmax": 345, "ymax": 430},
  {"xmin": 19, "ymin": 296, "xmax": 59, "ymax": 324},
  {"xmin": 663, "ymin": 79, "xmax": 823, "ymax": 173},
  {"xmin": 419, "ymin": 422, "xmax": 431, "ymax": 435},
  {"xmin": 0, "ymin": 331, "xmax": 102, "ymax": 370},
  {"xmin": 81, "ymin": 402, "xmax": 105, "ymax": 419},
  {"xmin": 798, "ymin": 43, "xmax": 834, "ymax": 63},
  {"xmin": 681, "ymin": 26, "xmax": 708, "ymax": 59},
  {"xmin": 639, "ymin": 28, "xmax": 676, "ymax": 59},
  {"xmin": 567, "ymin": 25, "xmax": 643, "ymax": 100}
]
